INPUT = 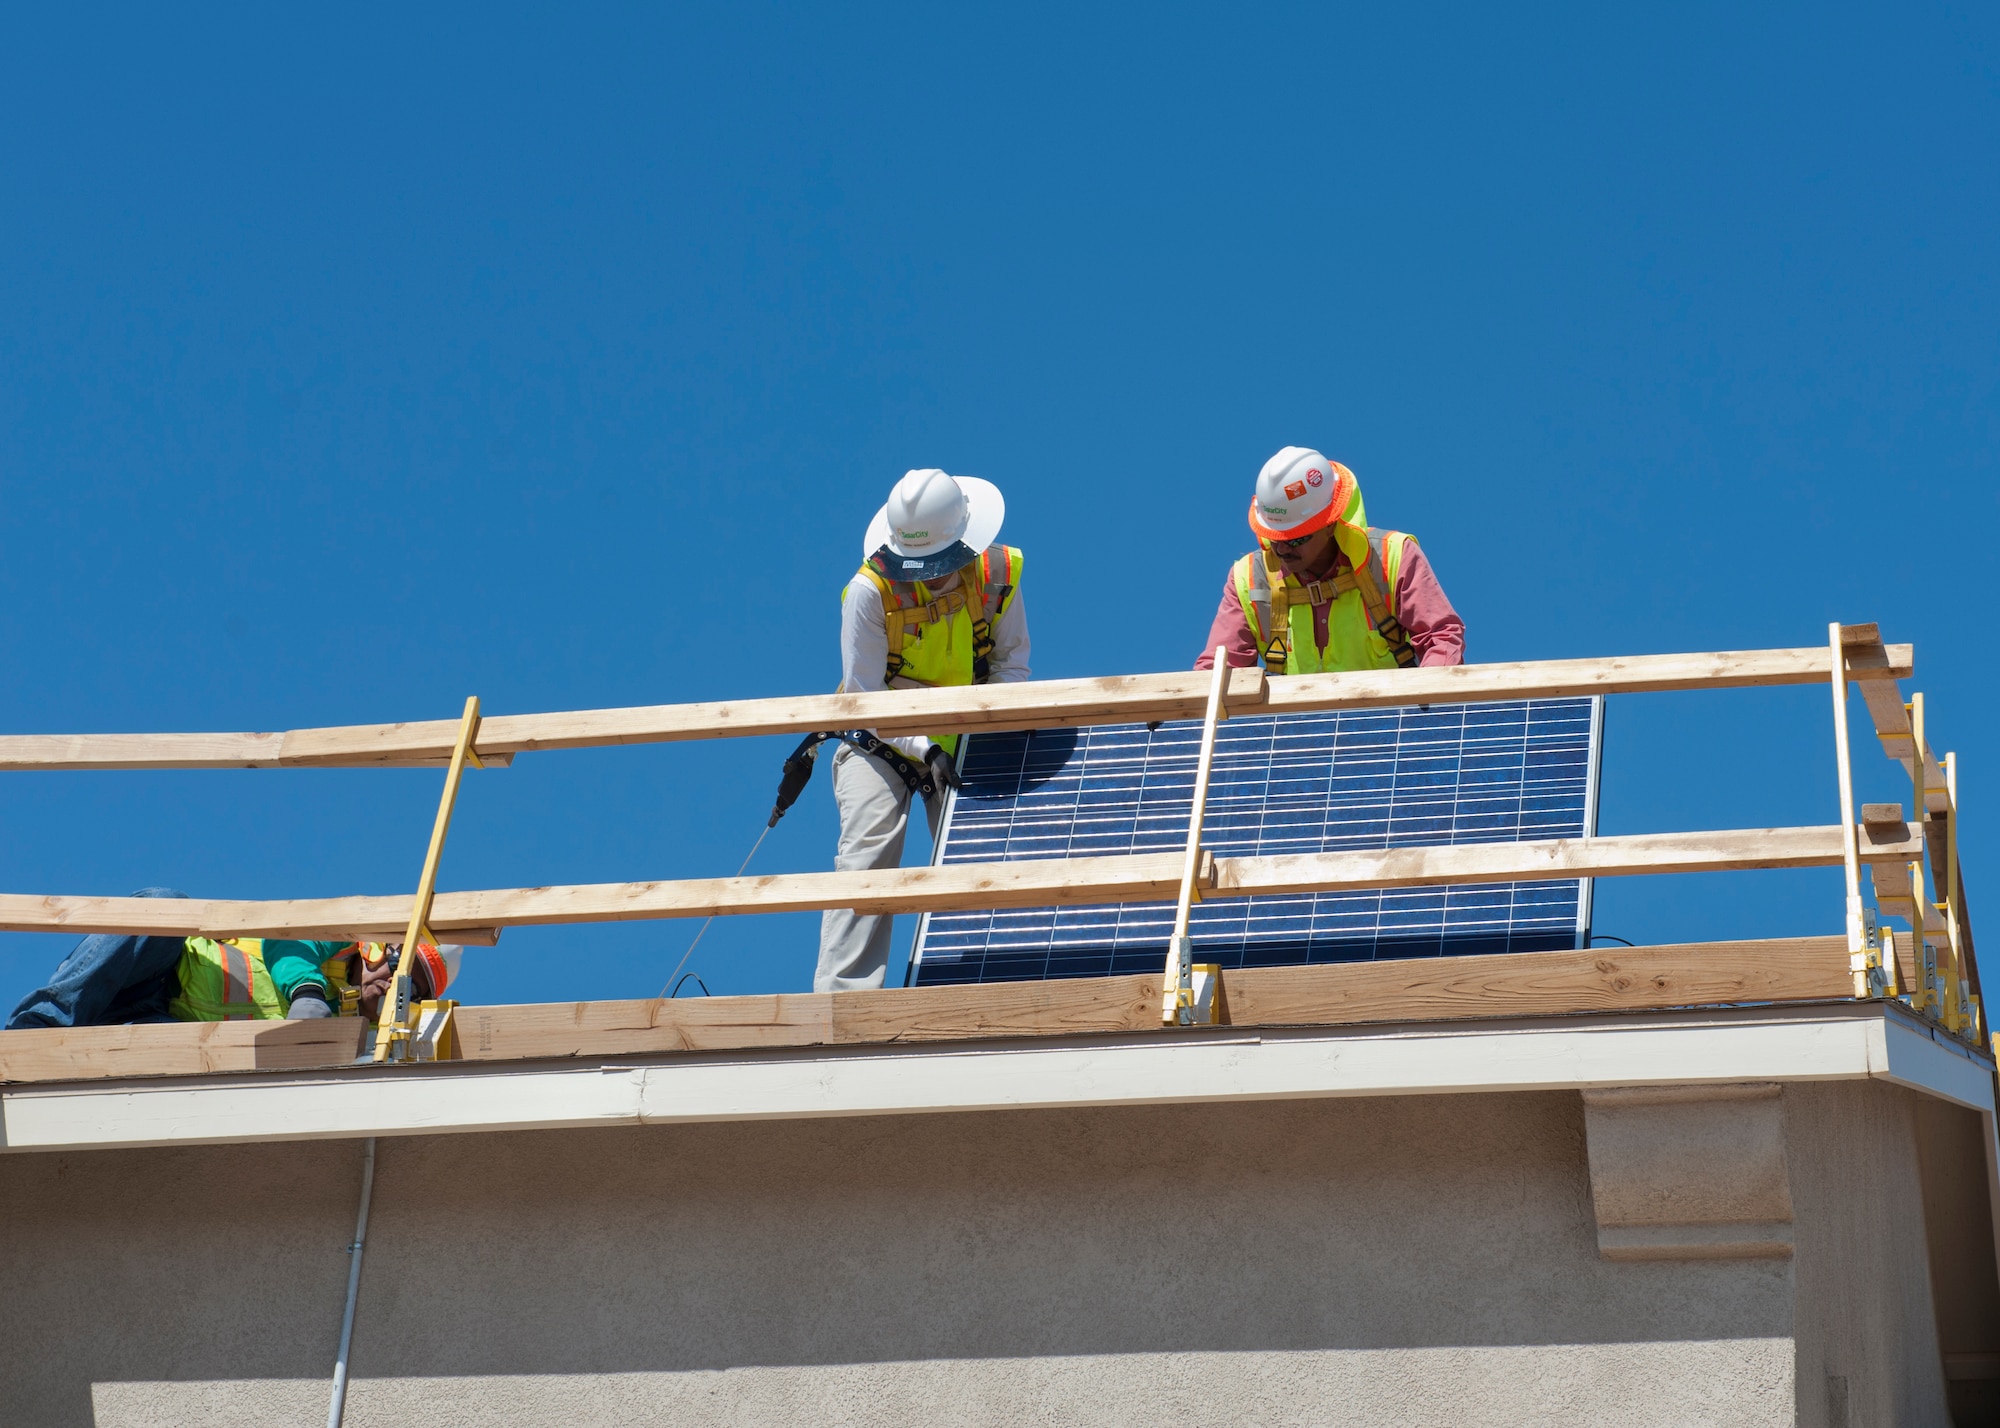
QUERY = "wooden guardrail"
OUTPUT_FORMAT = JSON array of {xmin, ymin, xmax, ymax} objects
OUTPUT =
[
  {"xmin": 0, "ymin": 824, "xmax": 1928, "ymax": 940},
  {"xmin": 0, "ymin": 644, "xmax": 1909, "ymax": 769},
  {"xmin": 0, "ymin": 626, "xmax": 1978, "ymax": 1049},
  {"xmin": 0, "ymin": 934, "xmax": 1867, "ymax": 1084}
]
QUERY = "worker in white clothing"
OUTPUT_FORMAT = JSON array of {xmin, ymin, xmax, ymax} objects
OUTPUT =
[{"xmin": 817, "ymin": 469, "xmax": 1029, "ymax": 991}]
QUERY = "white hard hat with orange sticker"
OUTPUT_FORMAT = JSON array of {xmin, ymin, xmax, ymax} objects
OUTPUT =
[{"xmin": 1247, "ymin": 446, "xmax": 1355, "ymax": 542}]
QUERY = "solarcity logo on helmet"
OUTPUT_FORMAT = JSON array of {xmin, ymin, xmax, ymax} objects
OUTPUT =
[
  {"xmin": 900, "ymin": 529, "xmax": 931, "ymax": 542},
  {"xmin": 1260, "ymin": 503, "xmax": 1288, "ymax": 516}
]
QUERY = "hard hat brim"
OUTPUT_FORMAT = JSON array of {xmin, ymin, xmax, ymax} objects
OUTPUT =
[
  {"xmin": 863, "ymin": 475, "xmax": 1006, "ymax": 575},
  {"xmin": 1247, "ymin": 494, "xmax": 1341, "ymax": 542}
]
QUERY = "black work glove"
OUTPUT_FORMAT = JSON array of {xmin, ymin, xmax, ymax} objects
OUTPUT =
[{"xmin": 924, "ymin": 743, "xmax": 963, "ymax": 794}]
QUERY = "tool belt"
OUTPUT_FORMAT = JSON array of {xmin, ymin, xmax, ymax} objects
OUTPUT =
[{"xmin": 767, "ymin": 730, "xmax": 943, "ymax": 828}]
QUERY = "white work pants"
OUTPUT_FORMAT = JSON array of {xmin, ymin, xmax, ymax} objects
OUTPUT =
[{"xmin": 815, "ymin": 743, "xmax": 944, "ymax": 992}]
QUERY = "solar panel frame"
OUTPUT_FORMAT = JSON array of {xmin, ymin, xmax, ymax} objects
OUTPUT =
[{"xmin": 905, "ymin": 694, "xmax": 1604, "ymax": 987}]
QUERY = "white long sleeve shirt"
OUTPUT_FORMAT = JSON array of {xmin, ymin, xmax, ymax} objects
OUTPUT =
[{"xmin": 838, "ymin": 570, "xmax": 1031, "ymax": 758}]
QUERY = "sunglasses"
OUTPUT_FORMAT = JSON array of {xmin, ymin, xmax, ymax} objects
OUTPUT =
[{"xmin": 1268, "ymin": 533, "xmax": 1316, "ymax": 555}]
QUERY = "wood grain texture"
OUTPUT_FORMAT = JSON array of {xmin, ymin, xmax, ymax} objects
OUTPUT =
[
  {"xmin": 0, "ymin": 1016, "xmax": 363, "ymax": 1084},
  {"xmin": 0, "ymin": 826, "xmax": 1920, "ymax": 940},
  {"xmin": 0, "ymin": 936, "xmax": 1861, "ymax": 1085},
  {"xmin": 829, "ymin": 974, "xmax": 1160, "ymax": 1044},
  {"xmin": 457, "ymin": 993, "xmax": 834, "ymax": 1061},
  {"xmin": 1213, "ymin": 824, "xmax": 1922, "ymax": 899},
  {"xmin": 1264, "ymin": 643, "xmax": 1912, "ymax": 715},
  {"xmin": 0, "ymin": 643, "xmax": 1909, "ymax": 770},
  {"xmin": 272, "ymin": 667, "xmax": 1273, "ymax": 764},
  {"xmin": 1220, "ymin": 936, "xmax": 1853, "ymax": 1027},
  {"xmin": 0, "ymin": 732, "xmax": 514, "ymax": 771}
]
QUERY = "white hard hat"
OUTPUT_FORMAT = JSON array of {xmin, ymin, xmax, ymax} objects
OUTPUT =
[
  {"xmin": 863, "ymin": 469, "xmax": 1005, "ymax": 581},
  {"xmin": 1247, "ymin": 446, "xmax": 1354, "ymax": 542}
]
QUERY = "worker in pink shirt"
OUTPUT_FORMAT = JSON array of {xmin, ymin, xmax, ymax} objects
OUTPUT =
[{"xmin": 1196, "ymin": 446, "xmax": 1464, "ymax": 673}]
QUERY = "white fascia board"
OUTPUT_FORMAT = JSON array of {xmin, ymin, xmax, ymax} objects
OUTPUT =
[
  {"xmin": 1869, "ymin": 1014, "xmax": 1999, "ymax": 1113},
  {"xmin": 1, "ymin": 1064, "xmax": 647, "ymax": 1152},
  {"xmin": 3, "ymin": 1008, "xmax": 1991, "ymax": 1153}
]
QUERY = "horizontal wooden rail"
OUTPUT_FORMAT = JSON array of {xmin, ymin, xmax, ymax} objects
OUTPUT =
[
  {"xmin": 0, "ymin": 643, "xmax": 1912, "ymax": 771},
  {"xmin": 0, "ymin": 823, "xmax": 1922, "ymax": 940},
  {"xmin": 0, "ymin": 935, "xmax": 1864, "ymax": 1085}
]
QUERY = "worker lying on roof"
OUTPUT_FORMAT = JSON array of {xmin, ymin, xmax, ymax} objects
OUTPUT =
[
  {"xmin": 815, "ymin": 469, "xmax": 1028, "ymax": 993},
  {"xmin": 5, "ymin": 887, "xmax": 460, "ymax": 1029},
  {"xmin": 1197, "ymin": 447, "xmax": 1465, "ymax": 673}
]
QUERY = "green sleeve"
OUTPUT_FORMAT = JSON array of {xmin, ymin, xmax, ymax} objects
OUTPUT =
[{"xmin": 262, "ymin": 940, "xmax": 350, "ymax": 1006}]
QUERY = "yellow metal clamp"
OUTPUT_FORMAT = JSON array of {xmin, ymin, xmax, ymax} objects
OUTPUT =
[{"xmin": 373, "ymin": 697, "xmax": 482, "ymax": 1065}]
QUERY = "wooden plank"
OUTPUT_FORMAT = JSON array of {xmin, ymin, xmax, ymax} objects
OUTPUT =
[
  {"xmin": 0, "ymin": 1016, "xmax": 362, "ymax": 1084},
  {"xmin": 1220, "ymin": 936, "xmax": 1854, "ymax": 1028},
  {"xmin": 0, "ymin": 825, "xmax": 1921, "ymax": 940},
  {"xmin": 456, "ymin": 993, "xmax": 834, "ymax": 1061},
  {"xmin": 1868, "ymin": 862, "xmax": 1946, "ymax": 934},
  {"xmin": 1263, "ymin": 643, "xmax": 1913, "ymax": 716},
  {"xmin": 1214, "ymin": 824, "xmax": 1923, "ymax": 900},
  {"xmin": 220, "ymin": 852, "xmax": 1195, "ymax": 937},
  {"xmin": 1842, "ymin": 631, "xmax": 1952, "ymax": 814},
  {"xmin": 0, "ymin": 936, "xmax": 1863, "ymax": 1085},
  {"xmin": 275, "ymin": 667, "xmax": 1273, "ymax": 765},
  {"xmin": 829, "ymin": 975, "xmax": 1160, "ymax": 1044},
  {"xmin": 0, "ymin": 733, "xmax": 513, "ymax": 771},
  {"xmin": 0, "ymin": 643, "xmax": 1913, "ymax": 772},
  {"xmin": 0, "ymin": 732, "xmax": 289, "ymax": 771}
]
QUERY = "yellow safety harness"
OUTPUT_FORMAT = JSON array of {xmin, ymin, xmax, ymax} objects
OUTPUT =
[
  {"xmin": 1241, "ymin": 527, "xmax": 1418, "ymax": 673},
  {"xmin": 855, "ymin": 544, "xmax": 1023, "ymax": 686}
]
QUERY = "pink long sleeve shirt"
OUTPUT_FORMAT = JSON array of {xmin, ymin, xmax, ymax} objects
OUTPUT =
[{"xmin": 1194, "ymin": 540, "xmax": 1465, "ymax": 671}]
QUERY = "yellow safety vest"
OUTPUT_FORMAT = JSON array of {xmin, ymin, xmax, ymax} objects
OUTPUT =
[
  {"xmin": 848, "ymin": 545, "xmax": 1024, "ymax": 753},
  {"xmin": 169, "ymin": 938, "xmax": 286, "ymax": 1021},
  {"xmin": 1232, "ymin": 528, "xmax": 1419, "ymax": 675}
]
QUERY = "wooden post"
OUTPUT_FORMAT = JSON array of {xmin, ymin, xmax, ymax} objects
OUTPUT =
[
  {"xmin": 373, "ymin": 697, "xmax": 483, "ymax": 1064},
  {"xmin": 1163, "ymin": 651, "xmax": 1230, "ymax": 1026},
  {"xmin": 1944, "ymin": 748, "xmax": 1972, "ymax": 1035},
  {"xmin": 1911, "ymin": 693, "xmax": 1958, "ymax": 1029},
  {"xmin": 1830, "ymin": 624, "xmax": 1870, "ymax": 996}
]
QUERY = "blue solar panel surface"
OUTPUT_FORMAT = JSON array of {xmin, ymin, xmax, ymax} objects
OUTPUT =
[{"xmin": 909, "ymin": 697, "xmax": 1602, "ymax": 987}]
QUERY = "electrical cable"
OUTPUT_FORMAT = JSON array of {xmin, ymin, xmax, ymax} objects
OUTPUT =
[
  {"xmin": 1589, "ymin": 934, "xmax": 1636, "ymax": 947},
  {"xmin": 326, "ymin": 1136, "xmax": 376, "ymax": 1428},
  {"xmin": 669, "ymin": 973, "xmax": 712, "ymax": 998},
  {"xmin": 658, "ymin": 823, "xmax": 771, "ymax": 998}
]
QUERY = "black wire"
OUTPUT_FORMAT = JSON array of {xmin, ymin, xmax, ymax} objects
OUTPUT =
[
  {"xmin": 669, "ymin": 973, "xmax": 713, "ymax": 998},
  {"xmin": 1589, "ymin": 934, "xmax": 1636, "ymax": 947}
]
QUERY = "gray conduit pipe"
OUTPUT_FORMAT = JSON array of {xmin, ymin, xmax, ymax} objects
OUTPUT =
[{"xmin": 327, "ymin": 1136, "xmax": 378, "ymax": 1428}]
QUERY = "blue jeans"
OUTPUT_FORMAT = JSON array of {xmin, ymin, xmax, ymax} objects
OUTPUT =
[{"xmin": 6, "ymin": 888, "xmax": 191, "ymax": 1029}]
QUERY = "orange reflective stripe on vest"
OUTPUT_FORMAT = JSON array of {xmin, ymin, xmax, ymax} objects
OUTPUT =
[{"xmin": 1233, "ymin": 528, "xmax": 1417, "ymax": 675}]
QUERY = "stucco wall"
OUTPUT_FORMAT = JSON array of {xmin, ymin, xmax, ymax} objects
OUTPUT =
[
  {"xmin": 1788, "ymin": 1080, "xmax": 1958, "ymax": 1426},
  {"xmin": 0, "ymin": 1084, "xmax": 1946, "ymax": 1427}
]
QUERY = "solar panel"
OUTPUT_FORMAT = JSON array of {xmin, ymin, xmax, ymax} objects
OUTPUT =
[{"xmin": 908, "ymin": 696, "xmax": 1603, "ymax": 987}]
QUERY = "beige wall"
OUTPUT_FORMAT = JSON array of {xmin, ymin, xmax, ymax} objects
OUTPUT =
[{"xmin": 0, "ymin": 1084, "xmax": 1975, "ymax": 1426}]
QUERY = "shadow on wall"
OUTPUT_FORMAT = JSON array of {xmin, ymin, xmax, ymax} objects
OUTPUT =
[{"xmin": 0, "ymin": 1093, "xmax": 1794, "ymax": 1425}]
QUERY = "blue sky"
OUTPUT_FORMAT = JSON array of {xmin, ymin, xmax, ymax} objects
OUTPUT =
[{"xmin": 2, "ymin": 4, "xmax": 1995, "ymax": 1009}]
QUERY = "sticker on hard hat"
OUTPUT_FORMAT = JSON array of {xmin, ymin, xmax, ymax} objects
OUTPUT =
[
  {"xmin": 1306, "ymin": 468, "xmax": 1325, "ymax": 487},
  {"xmin": 902, "ymin": 559, "xmax": 923, "ymax": 568},
  {"xmin": 1284, "ymin": 481, "xmax": 1307, "ymax": 499}
]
